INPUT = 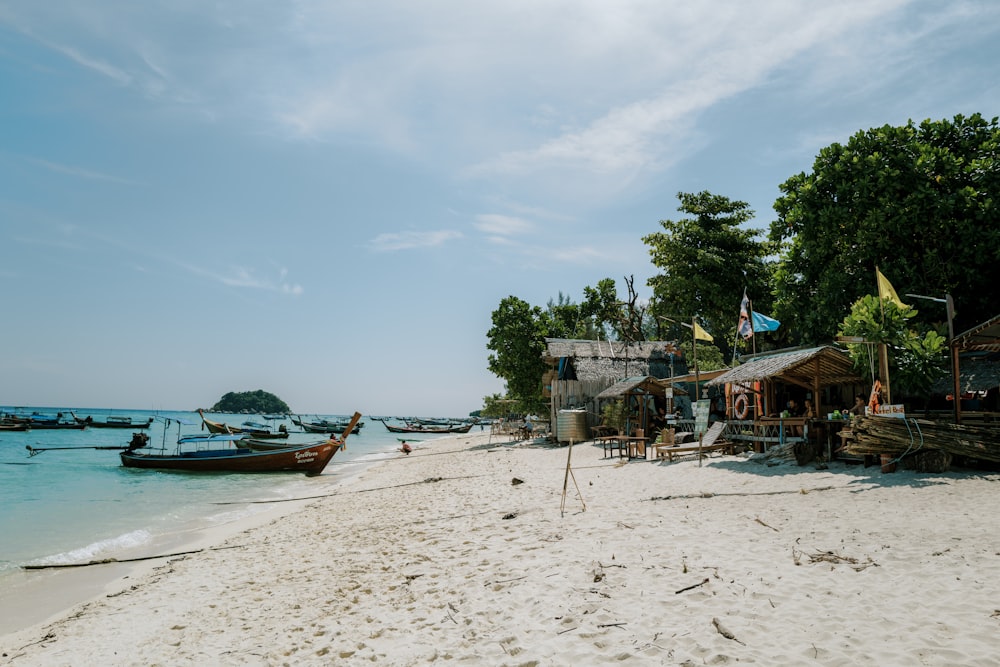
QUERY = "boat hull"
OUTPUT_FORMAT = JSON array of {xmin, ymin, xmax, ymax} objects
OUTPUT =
[
  {"xmin": 78, "ymin": 418, "xmax": 154, "ymax": 429},
  {"xmin": 120, "ymin": 441, "xmax": 339, "ymax": 475},
  {"xmin": 383, "ymin": 422, "xmax": 473, "ymax": 434}
]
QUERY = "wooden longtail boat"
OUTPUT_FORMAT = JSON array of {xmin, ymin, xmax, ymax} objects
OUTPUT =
[
  {"xmin": 197, "ymin": 410, "xmax": 288, "ymax": 439},
  {"xmin": 299, "ymin": 418, "xmax": 364, "ymax": 435},
  {"xmin": 120, "ymin": 440, "xmax": 338, "ymax": 475},
  {"xmin": 119, "ymin": 413, "xmax": 361, "ymax": 475},
  {"xmin": 120, "ymin": 412, "xmax": 361, "ymax": 476},
  {"xmin": 381, "ymin": 420, "xmax": 474, "ymax": 434},
  {"xmin": 71, "ymin": 413, "xmax": 154, "ymax": 429},
  {"xmin": 244, "ymin": 413, "xmax": 364, "ymax": 452}
]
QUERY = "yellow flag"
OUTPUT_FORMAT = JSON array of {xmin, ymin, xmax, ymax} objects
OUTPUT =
[
  {"xmin": 876, "ymin": 267, "xmax": 908, "ymax": 309},
  {"xmin": 693, "ymin": 321, "xmax": 714, "ymax": 342}
]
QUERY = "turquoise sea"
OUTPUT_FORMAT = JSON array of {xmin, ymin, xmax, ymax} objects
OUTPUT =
[{"xmin": 0, "ymin": 408, "xmax": 456, "ymax": 581}]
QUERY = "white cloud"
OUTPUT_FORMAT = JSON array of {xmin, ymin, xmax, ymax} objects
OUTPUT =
[
  {"xmin": 178, "ymin": 262, "xmax": 303, "ymax": 295},
  {"xmin": 473, "ymin": 214, "xmax": 533, "ymax": 237},
  {"xmin": 28, "ymin": 157, "xmax": 136, "ymax": 185},
  {"xmin": 368, "ymin": 230, "xmax": 463, "ymax": 252}
]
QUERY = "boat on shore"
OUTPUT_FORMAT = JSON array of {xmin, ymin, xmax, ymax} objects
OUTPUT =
[
  {"xmin": 376, "ymin": 419, "xmax": 474, "ymax": 434},
  {"xmin": 119, "ymin": 412, "xmax": 361, "ymax": 475}
]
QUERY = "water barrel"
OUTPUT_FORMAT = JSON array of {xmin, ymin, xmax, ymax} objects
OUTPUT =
[{"xmin": 556, "ymin": 409, "xmax": 590, "ymax": 443}]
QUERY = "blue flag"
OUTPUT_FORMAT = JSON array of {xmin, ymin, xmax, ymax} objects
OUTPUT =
[{"xmin": 751, "ymin": 311, "xmax": 781, "ymax": 333}]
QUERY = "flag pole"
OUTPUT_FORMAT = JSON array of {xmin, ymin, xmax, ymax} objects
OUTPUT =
[
  {"xmin": 875, "ymin": 266, "xmax": 891, "ymax": 405},
  {"xmin": 692, "ymin": 316, "xmax": 700, "ymax": 401}
]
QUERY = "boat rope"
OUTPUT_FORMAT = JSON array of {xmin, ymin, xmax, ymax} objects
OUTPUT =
[{"xmin": 890, "ymin": 417, "xmax": 925, "ymax": 465}]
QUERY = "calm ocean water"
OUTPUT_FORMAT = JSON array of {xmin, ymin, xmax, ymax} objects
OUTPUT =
[{"xmin": 0, "ymin": 408, "xmax": 455, "ymax": 582}]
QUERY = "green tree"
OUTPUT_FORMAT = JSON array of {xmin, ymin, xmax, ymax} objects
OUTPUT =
[
  {"xmin": 544, "ymin": 292, "xmax": 597, "ymax": 340},
  {"xmin": 643, "ymin": 191, "xmax": 773, "ymax": 352},
  {"xmin": 771, "ymin": 114, "xmax": 1000, "ymax": 343},
  {"xmin": 838, "ymin": 295, "xmax": 947, "ymax": 398},
  {"xmin": 486, "ymin": 296, "xmax": 549, "ymax": 413},
  {"xmin": 580, "ymin": 276, "xmax": 657, "ymax": 342}
]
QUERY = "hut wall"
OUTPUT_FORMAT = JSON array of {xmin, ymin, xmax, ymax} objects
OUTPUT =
[{"xmin": 549, "ymin": 379, "xmax": 612, "ymax": 441}]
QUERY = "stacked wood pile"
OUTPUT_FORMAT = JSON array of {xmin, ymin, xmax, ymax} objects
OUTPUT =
[{"xmin": 846, "ymin": 416, "xmax": 1000, "ymax": 467}]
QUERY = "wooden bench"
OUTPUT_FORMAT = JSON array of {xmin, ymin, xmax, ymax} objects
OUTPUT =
[
  {"xmin": 651, "ymin": 422, "xmax": 732, "ymax": 462},
  {"xmin": 653, "ymin": 442, "xmax": 734, "ymax": 462}
]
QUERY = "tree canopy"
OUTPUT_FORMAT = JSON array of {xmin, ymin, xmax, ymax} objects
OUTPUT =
[
  {"xmin": 771, "ymin": 113, "xmax": 1000, "ymax": 343},
  {"xmin": 486, "ymin": 296, "xmax": 550, "ymax": 414},
  {"xmin": 483, "ymin": 114, "xmax": 1000, "ymax": 413},
  {"xmin": 643, "ymin": 191, "xmax": 773, "ymax": 352},
  {"xmin": 210, "ymin": 390, "xmax": 290, "ymax": 414}
]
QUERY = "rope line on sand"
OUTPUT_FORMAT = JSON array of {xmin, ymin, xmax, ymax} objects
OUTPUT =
[
  {"xmin": 211, "ymin": 473, "xmax": 493, "ymax": 505},
  {"xmin": 646, "ymin": 484, "xmax": 858, "ymax": 502}
]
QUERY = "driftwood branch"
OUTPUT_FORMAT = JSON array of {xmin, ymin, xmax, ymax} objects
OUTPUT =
[{"xmin": 675, "ymin": 577, "xmax": 709, "ymax": 594}]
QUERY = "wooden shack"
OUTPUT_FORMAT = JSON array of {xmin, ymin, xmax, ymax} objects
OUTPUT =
[
  {"xmin": 544, "ymin": 338, "xmax": 688, "ymax": 442},
  {"xmin": 705, "ymin": 345, "xmax": 863, "ymax": 454}
]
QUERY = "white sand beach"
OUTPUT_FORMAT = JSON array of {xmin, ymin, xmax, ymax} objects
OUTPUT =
[{"xmin": 3, "ymin": 432, "xmax": 1000, "ymax": 666}]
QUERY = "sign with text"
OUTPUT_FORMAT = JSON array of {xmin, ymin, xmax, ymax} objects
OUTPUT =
[{"xmin": 694, "ymin": 399, "xmax": 711, "ymax": 436}]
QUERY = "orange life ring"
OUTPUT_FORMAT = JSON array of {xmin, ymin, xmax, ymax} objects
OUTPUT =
[{"xmin": 734, "ymin": 393, "xmax": 751, "ymax": 420}]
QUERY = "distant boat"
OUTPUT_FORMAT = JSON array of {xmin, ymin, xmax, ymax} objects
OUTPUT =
[
  {"xmin": 71, "ymin": 413, "xmax": 153, "ymax": 429},
  {"xmin": 119, "ymin": 413, "xmax": 361, "ymax": 475},
  {"xmin": 24, "ymin": 412, "xmax": 86, "ymax": 430},
  {"xmin": 197, "ymin": 410, "xmax": 288, "ymax": 439},
  {"xmin": 292, "ymin": 415, "xmax": 365, "ymax": 435},
  {"xmin": 379, "ymin": 420, "xmax": 473, "ymax": 434},
  {"xmin": 0, "ymin": 422, "xmax": 30, "ymax": 432}
]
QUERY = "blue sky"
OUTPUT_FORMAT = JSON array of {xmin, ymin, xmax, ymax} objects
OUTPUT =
[{"xmin": 1, "ymin": 1, "xmax": 997, "ymax": 416}]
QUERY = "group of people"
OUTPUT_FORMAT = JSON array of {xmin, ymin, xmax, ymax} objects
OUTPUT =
[{"xmin": 785, "ymin": 395, "xmax": 868, "ymax": 419}]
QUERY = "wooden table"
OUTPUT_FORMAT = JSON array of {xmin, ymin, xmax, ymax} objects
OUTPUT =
[
  {"xmin": 595, "ymin": 435, "xmax": 626, "ymax": 458},
  {"xmin": 620, "ymin": 436, "xmax": 648, "ymax": 459}
]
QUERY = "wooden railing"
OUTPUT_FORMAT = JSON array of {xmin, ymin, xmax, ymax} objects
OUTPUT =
[{"xmin": 723, "ymin": 418, "xmax": 808, "ymax": 451}]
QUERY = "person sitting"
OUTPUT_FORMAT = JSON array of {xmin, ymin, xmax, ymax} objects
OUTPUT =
[
  {"xmin": 849, "ymin": 395, "xmax": 867, "ymax": 416},
  {"xmin": 520, "ymin": 415, "xmax": 534, "ymax": 440}
]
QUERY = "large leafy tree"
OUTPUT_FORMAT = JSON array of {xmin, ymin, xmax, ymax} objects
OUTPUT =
[
  {"xmin": 643, "ymin": 191, "xmax": 773, "ymax": 350},
  {"xmin": 486, "ymin": 296, "xmax": 550, "ymax": 413},
  {"xmin": 771, "ymin": 113, "xmax": 1000, "ymax": 343}
]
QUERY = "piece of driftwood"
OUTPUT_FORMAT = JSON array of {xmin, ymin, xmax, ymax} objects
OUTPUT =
[
  {"xmin": 675, "ymin": 577, "xmax": 709, "ymax": 594},
  {"xmin": 712, "ymin": 617, "xmax": 745, "ymax": 645},
  {"xmin": 846, "ymin": 416, "xmax": 1000, "ymax": 463}
]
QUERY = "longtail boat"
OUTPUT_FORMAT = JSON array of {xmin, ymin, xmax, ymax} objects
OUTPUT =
[
  {"xmin": 119, "ymin": 412, "xmax": 361, "ymax": 475},
  {"xmin": 244, "ymin": 413, "xmax": 363, "ymax": 452},
  {"xmin": 197, "ymin": 410, "xmax": 288, "ymax": 439},
  {"xmin": 71, "ymin": 412, "xmax": 153, "ymax": 429},
  {"xmin": 380, "ymin": 420, "xmax": 474, "ymax": 434}
]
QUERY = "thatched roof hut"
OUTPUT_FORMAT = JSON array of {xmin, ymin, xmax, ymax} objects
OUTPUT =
[
  {"xmin": 544, "ymin": 338, "xmax": 688, "ymax": 382},
  {"xmin": 705, "ymin": 345, "xmax": 861, "ymax": 389}
]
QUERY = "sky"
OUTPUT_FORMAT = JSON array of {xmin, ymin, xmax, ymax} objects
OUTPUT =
[{"xmin": 1, "ymin": 1, "xmax": 998, "ymax": 417}]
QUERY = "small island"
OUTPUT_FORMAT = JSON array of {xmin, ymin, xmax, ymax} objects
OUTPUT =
[{"xmin": 209, "ymin": 390, "xmax": 291, "ymax": 414}]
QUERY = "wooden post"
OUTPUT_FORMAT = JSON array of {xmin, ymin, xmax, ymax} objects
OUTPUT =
[{"xmin": 560, "ymin": 440, "xmax": 585, "ymax": 516}]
